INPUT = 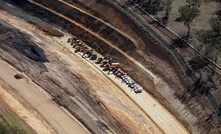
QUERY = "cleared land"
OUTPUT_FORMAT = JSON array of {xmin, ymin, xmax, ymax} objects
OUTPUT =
[
  {"xmin": 0, "ymin": 8, "xmax": 189, "ymax": 133},
  {"xmin": 0, "ymin": 57, "xmax": 89, "ymax": 134},
  {"xmin": 0, "ymin": 0, "xmax": 220, "ymax": 133}
]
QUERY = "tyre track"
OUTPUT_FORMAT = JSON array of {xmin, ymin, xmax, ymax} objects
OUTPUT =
[{"xmin": 29, "ymin": 0, "xmax": 160, "ymax": 83}]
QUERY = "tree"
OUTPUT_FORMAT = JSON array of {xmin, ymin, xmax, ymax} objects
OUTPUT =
[
  {"xmin": 178, "ymin": 5, "xmax": 200, "ymax": 37},
  {"xmin": 188, "ymin": 56, "xmax": 209, "ymax": 71},
  {"xmin": 0, "ymin": 125, "xmax": 26, "ymax": 134},
  {"xmin": 210, "ymin": 17, "xmax": 221, "ymax": 35},
  {"xmin": 186, "ymin": 0, "xmax": 202, "ymax": 7},
  {"xmin": 188, "ymin": 56, "xmax": 218, "ymax": 96},
  {"xmin": 160, "ymin": 0, "xmax": 174, "ymax": 18},
  {"xmin": 133, "ymin": 0, "xmax": 163, "ymax": 15},
  {"xmin": 197, "ymin": 17, "xmax": 221, "ymax": 51}
]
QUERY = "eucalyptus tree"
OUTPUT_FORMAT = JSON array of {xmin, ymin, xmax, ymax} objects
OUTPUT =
[
  {"xmin": 197, "ymin": 17, "xmax": 221, "ymax": 51},
  {"xmin": 160, "ymin": 0, "xmax": 174, "ymax": 18},
  {"xmin": 186, "ymin": 0, "xmax": 202, "ymax": 7},
  {"xmin": 178, "ymin": 5, "xmax": 200, "ymax": 37}
]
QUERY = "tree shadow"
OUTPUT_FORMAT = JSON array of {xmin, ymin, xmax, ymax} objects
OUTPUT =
[
  {"xmin": 214, "ymin": 10, "xmax": 221, "ymax": 17},
  {"xmin": 171, "ymin": 34, "xmax": 190, "ymax": 48},
  {"xmin": 161, "ymin": 16, "xmax": 169, "ymax": 25}
]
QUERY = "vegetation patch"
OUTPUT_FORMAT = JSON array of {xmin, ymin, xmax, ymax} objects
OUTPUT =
[{"xmin": 0, "ymin": 111, "xmax": 32, "ymax": 134}]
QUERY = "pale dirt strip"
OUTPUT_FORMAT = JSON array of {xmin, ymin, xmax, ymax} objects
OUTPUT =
[
  {"xmin": 0, "ymin": 60, "xmax": 89, "ymax": 134},
  {"xmin": 0, "ymin": 85, "xmax": 53, "ymax": 134},
  {"xmin": 0, "ymin": 10, "xmax": 90, "ymax": 134}
]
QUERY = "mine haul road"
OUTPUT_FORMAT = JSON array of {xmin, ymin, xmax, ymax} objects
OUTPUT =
[
  {"xmin": 0, "ymin": 54, "xmax": 89, "ymax": 134},
  {"xmin": 0, "ymin": 2, "xmax": 189, "ymax": 134}
]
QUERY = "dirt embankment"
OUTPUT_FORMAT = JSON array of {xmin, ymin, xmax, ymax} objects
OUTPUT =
[
  {"xmin": 61, "ymin": 0, "xmax": 188, "ymax": 90},
  {"xmin": 0, "ymin": 20, "xmax": 119, "ymax": 134},
  {"xmin": 0, "ymin": 12, "xmax": 165, "ymax": 133},
  {"xmin": 11, "ymin": 1, "xmax": 221, "ymax": 133},
  {"xmin": 18, "ymin": 0, "xmax": 157, "ymax": 97},
  {"xmin": 15, "ymin": 0, "xmax": 168, "ymax": 99},
  {"xmin": 22, "ymin": 0, "xmax": 188, "ymax": 99},
  {"xmin": 3, "ymin": 0, "xmax": 221, "ymax": 133}
]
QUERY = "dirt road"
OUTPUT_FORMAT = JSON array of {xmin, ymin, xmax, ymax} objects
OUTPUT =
[
  {"xmin": 0, "ymin": 84, "xmax": 53, "ymax": 134},
  {"xmin": 0, "ymin": 60, "xmax": 89, "ymax": 134}
]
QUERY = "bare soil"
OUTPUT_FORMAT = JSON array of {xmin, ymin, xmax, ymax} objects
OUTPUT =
[
  {"xmin": 0, "ymin": 0, "xmax": 220, "ymax": 133},
  {"xmin": 52, "ymin": 0, "xmax": 221, "ymax": 133},
  {"xmin": 0, "ymin": 7, "xmax": 165, "ymax": 134}
]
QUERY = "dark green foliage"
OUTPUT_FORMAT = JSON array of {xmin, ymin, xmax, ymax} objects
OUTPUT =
[
  {"xmin": 160, "ymin": 0, "xmax": 174, "ymax": 18},
  {"xmin": 214, "ymin": 10, "xmax": 221, "ymax": 17},
  {"xmin": 186, "ymin": 0, "xmax": 202, "ymax": 7},
  {"xmin": 193, "ymin": 78, "xmax": 213, "ymax": 95},
  {"xmin": 0, "ymin": 124, "xmax": 27, "ymax": 134},
  {"xmin": 210, "ymin": 17, "xmax": 221, "ymax": 34},
  {"xmin": 188, "ymin": 56, "xmax": 209, "ymax": 71},
  {"xmin": 132, "ymin": 0, "xmax": 164, "ymax": 15},
  {"xmin": 177, "ymin": 5, "xmax": 200, "ymax": 37},
  {"xmin": 197, "ymin": 17, "xmax": 221, "ymax": 51}
]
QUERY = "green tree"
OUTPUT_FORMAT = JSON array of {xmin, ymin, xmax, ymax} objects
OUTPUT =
[
  {"xmin": 160, "ymin": 0, "xmax": 174, "ymax": 18},
  {"xmin": 0, "ymin": 125, "xmax": 27, "ymax": 134},
  {"xmin": 210, "ymin": 17, "xmax": 221, "ymax": 35},
  {"xmin": 186, "ymin": 0, "xmax": 202, "ymax": 7},
  {"xmin": 189, "ymin": 55, "xmax": 218, "ymax": 96},
  {"xmin": 197, "ymin": 17, "xmax": 221, "ymax": 50},
  {"xmin": 178, "ymin": 5, "xmax": 200, "ymax": 37}
]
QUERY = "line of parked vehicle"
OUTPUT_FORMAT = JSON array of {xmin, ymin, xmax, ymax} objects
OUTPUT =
[{"xmin": 67, "ymin": 37, "xmax": 142, "ymax": 93}]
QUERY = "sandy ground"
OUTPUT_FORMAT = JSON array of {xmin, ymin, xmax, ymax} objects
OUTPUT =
[
  {"xmin": 0, "ymin": 60, "xmax": 89, "ymax": 134},
  {"xmin": 0, "ymin": 84, "xmax": 52, "ymax": 134},
  {"xmin": 0, "ymin": 9, "xmax": 162, "ymax": 134},
  {"xmin": 0, "ymin": 3, "xmax": 189, "ymax": 134}
]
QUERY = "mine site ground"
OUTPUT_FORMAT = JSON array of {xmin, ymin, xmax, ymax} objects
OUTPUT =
[{"xmin": 0, "ymin": 0, "xmax": 221, "ymax": 134}]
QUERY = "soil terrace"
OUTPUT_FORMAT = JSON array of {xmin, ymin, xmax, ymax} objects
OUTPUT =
[{"xmin": 0, "ymin": 0, "xmax": 220, "ymax": 133}]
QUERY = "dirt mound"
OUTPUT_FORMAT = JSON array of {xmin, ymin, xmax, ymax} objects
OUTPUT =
[{"xmin": 14, "ymin": 73, "xmax": 24, "ymax": 79}]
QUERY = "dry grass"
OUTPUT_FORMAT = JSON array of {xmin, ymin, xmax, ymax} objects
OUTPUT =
[
  {"xmin": 156, "ymin": 0, "xmax": 218, "ymax": 36},
  {"xmin": 155, "ymin": 0, "xmax": 221, "ymax": 65}
]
